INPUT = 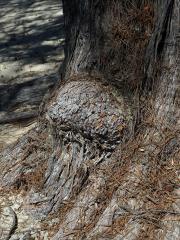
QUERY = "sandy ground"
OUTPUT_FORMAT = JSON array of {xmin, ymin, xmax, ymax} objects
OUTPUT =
[{"xmin": 0, "ymin": 0, "xmax": 64, "ymax": 148}]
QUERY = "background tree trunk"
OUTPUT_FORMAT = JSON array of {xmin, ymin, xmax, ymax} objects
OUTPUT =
[{"xmin": 0, "ymin": 0, "xmax": 179, "ymax": 239}]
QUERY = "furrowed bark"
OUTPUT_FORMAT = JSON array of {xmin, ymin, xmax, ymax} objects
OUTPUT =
[{"xmin": 0, "ymin": 0, "xmax": 179, "ymax": 239}]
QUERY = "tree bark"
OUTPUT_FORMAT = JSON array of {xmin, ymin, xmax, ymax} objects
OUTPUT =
[{"xmin": 0, "ymin": 0, "xmax": 179, "ymax": 239}]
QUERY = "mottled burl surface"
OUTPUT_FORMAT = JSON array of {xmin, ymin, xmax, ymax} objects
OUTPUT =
[{"xmin": 47, "ymin": 79, "xmax": 131, "ymax": 145}]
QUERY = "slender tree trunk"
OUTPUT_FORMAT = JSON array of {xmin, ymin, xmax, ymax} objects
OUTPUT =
[{"xmin": 0, "ymin": 1, "xmax": 179, "ymax": 239}]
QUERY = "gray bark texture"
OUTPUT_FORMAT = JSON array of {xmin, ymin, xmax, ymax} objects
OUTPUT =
[{"xmin": 0, "ymin": 0, "xmax": 179, "ymax": 239}]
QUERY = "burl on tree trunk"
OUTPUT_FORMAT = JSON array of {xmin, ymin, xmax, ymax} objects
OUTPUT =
[{"xmin": 0, "ymin": 0, "xmax": 179, "ymax": 239}]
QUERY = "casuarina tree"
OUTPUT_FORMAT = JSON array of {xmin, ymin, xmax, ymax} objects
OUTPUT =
[{"xmin": 0, "ymin": 0, "xmax": 179, "ymax": 239}]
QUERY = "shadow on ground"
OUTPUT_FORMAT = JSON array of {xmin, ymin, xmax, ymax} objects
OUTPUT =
[
  {"xmin": 0, "ymin": 0, "xmax": 64, "ymax": 146},
  {"xmin": 0, "ymin": 0, "xmax": 64, "ymax": 83}
]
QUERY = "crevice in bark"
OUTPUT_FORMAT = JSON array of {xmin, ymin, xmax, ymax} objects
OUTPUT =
[{"xmin": 144, "ymin": 0, "xmax": 175, "ymax": 92}]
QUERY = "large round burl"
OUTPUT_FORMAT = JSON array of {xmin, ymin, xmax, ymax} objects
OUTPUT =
[{"xmin": 47, "ymin": 79, "xmax": 131, "ymax": 145}]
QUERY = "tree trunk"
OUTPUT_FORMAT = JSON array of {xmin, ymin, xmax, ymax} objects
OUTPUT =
[{"xmin": 0, "ymin": 0, "xmax": 179, "ymax": 239}]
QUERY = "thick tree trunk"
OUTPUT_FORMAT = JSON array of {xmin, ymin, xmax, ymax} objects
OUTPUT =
[{"xmin": 0, "ymin": 0, "xmax": 179, "ymax": 239}]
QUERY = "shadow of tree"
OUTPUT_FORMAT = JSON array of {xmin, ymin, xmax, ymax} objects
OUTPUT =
[
  {"xmin": 0, "ymin": 0, "xmax": 64, "ymax": 63},
  {"xmin": 0, "ymin": 0, "xmax": 64, "ymax": 122}
]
